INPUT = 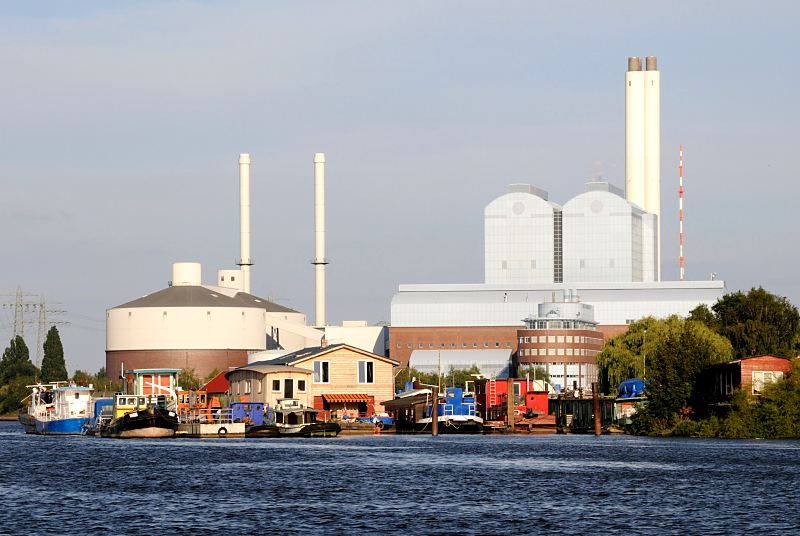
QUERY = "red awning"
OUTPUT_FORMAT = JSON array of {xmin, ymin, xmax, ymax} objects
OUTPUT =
[{"xmin": 322, "ymin": 393, "xmax": 370, "ymax": 403}]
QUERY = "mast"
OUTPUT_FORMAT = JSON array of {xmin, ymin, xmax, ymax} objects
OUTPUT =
[{"xmin": 679, "ymin": 145, "xmax": 684, "ymax": 281}]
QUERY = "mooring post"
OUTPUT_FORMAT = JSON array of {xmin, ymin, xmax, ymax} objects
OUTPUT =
[
  {"xmin": 592, "ymin": 381, "xmax": 601, "ymax": 436},
  {"xmin": 507, "ymin": 377, "xmax": 515, "ymax": 430},
  {"xmin": 431, "ymin": 387, "xmax": 439, "ymax": 437}
]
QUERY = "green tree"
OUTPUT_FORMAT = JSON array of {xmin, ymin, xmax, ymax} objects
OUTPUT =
[
  {"xmin": 517, "ymin": 365, "xmax": 551, "ymax": 385},
  {"xmin": 0, "ymin": 336, "xmax": 36, "ymax": 383},
  {"xmin": 691, "ymin": 287, "xmax": 799, "ymax": 359},
  {"xmin": 41, "ymin": 326, "xmax": 68, "ymax": 382},
  {"xmin": 203, "ymin": 368, "xmax": 222, "ymax": 384},
  {"xmin": 0, "ymin": 336, "xmax": 38, "ymax": 415},
  {"xmin": 596, "ymin": 317, "xmax": 657, "ymax": 394},
  {"xmin": 178, "ymin": 368, "xmax": 201, "ymax": 390},
  {"xmin": 395, "ymin": 365, "xmax": 482, "ymax": 392},
  {"xmin": 629, "ymin": 316, "xmax": 732, "ymax": 433}
]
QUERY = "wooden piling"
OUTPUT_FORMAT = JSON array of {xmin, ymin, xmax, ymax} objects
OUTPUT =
[
  {"xmin": 592, "ymin": 381, "xmax": 601, "ymax": 436},
  {"xmin": 507, "ymin": 377, "xmax": 515, "ymax": 430},
  {"xmin": 431, "ymin": 387, "xmax": 439, "ymax": 437}
]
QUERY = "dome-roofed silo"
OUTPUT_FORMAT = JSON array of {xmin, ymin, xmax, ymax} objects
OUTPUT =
[{"xmin": 106, "ymin": 262, "xmax": 304, "ymax": 379}]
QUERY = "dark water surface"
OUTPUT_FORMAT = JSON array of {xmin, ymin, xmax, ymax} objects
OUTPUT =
[{"xmin": 1, "ymin": 421, "xmax": 799, "ymax": 535}]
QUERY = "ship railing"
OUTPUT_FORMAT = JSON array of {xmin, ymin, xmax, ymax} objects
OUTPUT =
[
  {"xmin": 179, "ymin": 407, "xmax": 236, "ymax": 424},
  {"xmin": 440, "ymin": 403, "xmax": 476, "ymax": 417}
]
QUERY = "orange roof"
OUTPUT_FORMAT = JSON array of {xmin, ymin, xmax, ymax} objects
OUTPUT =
[{"xmin": 322, "ymin": 393, "xmax": 371, "ymax": 403}]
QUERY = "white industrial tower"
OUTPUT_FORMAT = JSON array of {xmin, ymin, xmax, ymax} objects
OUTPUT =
[
  {"xmin": 237, "ymin": 153, "xmax": 253, "ymax": 294},
  {"xmin": 625, "ymin": 55, "xmax": 661, "ymax": 279},
  {"xmin": 313, "ymin": 153, "xmax": 328, "ymax": 327}
]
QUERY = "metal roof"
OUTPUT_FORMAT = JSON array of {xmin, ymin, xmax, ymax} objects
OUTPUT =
[
  {"xmin": 226, "ymin": 363, "xmax": 310, "ymax": 377},
  {"xmin": 264, "ymin": 344, "xmax": 399, "ymax": 366},
  {"xmin": 112, "ymin": 285, "xmax": 298, "ymax": 313}
]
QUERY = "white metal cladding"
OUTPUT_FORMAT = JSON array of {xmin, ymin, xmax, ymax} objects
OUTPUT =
[
  {"xmin": 390, "ymin": 281, "xmax": 725, "ymax": 327},
  {"xmin": 485, "ymin": 190, "xmax": 561, "ymax": 285},
  {"xmin": 409, "ymin": 349, "xmax": 512, "ymax": 379},
  {"xmin": 106, "ymin": 305, "xmax": 268, "ymax": 351},
  {"xmin": 562, "ymin": 187, "xmax": 657, "ymax": 283}
]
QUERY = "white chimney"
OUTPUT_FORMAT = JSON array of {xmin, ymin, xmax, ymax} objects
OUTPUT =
[
  {"xmin": 238, "ymin": 153, "xmax": 252, "ymax": 294},
  {"xmin": 644, "ymin": 56, "xmax": 661, "ymax": 280},
  {"xmin": 625, "ymin": 56, "xmax": 645, "ymax": 210},
  {"xmin": 313, "ymin": 153, "xmax": 327, "ymax": 327}
]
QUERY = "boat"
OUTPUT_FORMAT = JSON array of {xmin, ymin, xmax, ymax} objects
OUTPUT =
[
  {"xmin": 415, "ymin": 387, "xmax": 483, "ymax": 433},
  {"xmin": 230, "ymin": 402, "xmax": 280, "ymax": 438},
  {"xmin": 82, "ymin": 397, "xmax": 114, "ymax": 436},
  {"xmin": 18, "ymin": 382, "xmax": 94, "ymax": 435},
  {"xmin": 101, "ymin": 393, "xmax": 178, "ymax": 438},
  {"xmin": 383, "ymin": 384, "xmax": 483, "ymax": 433},
  {"xmin": 273, "ymin": 398, "xmax": 341, "ymax": 437},
  {"xmin": 100, "ymin": 368, "xmax": 180, "ymax": 439}
]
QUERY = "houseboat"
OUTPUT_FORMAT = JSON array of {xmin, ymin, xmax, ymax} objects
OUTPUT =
[
  {"xmin": 384, "ymin": 384, "xmax": 483, "ymax": 434},
  {"xmin": 18, "ymin": 383, "xmax": 93, "ymax": 435},
  {"xmin": 274, "ymin": 398, "xmax": 341, "ymax": 437},
  {"xmin": 230, "ymin": 402, "xmax": 279, "ymax": 438}
]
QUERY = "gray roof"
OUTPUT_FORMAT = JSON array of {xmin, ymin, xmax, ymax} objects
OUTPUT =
[
  {"xmin": 263, "ymin": 343, "xmax": 399, "ymax": 366},
  {"xmin": 112, "ymin": 285, "xmax": 298, "ymax": 313},
  {"xmin": 226, "ymin": 363, "xmax": 310, "ymax": 378},
  {"xmin": 264, "ymin": 344, "xmax": 347, "ymax": 365}
]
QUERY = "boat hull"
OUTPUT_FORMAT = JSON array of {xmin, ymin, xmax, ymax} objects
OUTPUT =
[
  {"xmin": 102, "ymin": 407, "xmax": 178, "ymax": 439},
  {"xmin": 246, "ymin": 424, "xmax": 281, "ymax": 438},
  {"xmin": 277, "ymin": 422, "xmax": 341, "ymax": 438},
  {"xmin": 35, "ymin": 417, "xmax": 90, "ymax": 435},
  {"xmin": 410, "ymin": 416, "xmax": 484, "ymax": 434}
]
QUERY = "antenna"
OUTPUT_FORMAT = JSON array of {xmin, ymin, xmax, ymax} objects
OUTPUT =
[{"xmin": 679, "ymin": 145, "xmax": 684, "ymax": 281}]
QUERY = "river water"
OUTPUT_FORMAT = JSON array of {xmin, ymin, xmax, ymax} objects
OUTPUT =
[{"xmin": 1, "ymin": 420, "xmax": 799, "ymax": 535}]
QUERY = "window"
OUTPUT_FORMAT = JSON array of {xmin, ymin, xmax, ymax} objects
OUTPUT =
[
  {"xmin": 484, "ymin": 342, "xmax": 489, "ymax": 348},
  {"xmin": 429, "ymin": 343, "xmax": 434, "ymax": 348},
  {"xmin": 462, "ymin": 342, "xmax": 467, "ymax": 348},
  {"xmin": 244, "ymin": 380, "xmax": 251, "ymax": 394},
  {"xmin": 314, "ymin": 361, "xmax": 330, "ymax": 383},
  {"xmin": 473, "ymin": 342, "xmax": 478, "ymax": 348},
  {"xmin": 407, "ymin": 343, "xmax": 412, "ymax": 349},
  {"xmin": 505, "ymin": 342, "xmax": 511, "ymax": 347},
  {"xmin": 358, "ymin": 361, "xmax": 374, "ymax": 384},
  {"xmin": 495, "ymin": 342, "xmax": 500, "ymax": 347},
  {"xmin": 752, "ymin": 371, "xmax": 784, "ymax": 394},
  {"xmin": 502, "ymin": 260, "xmax": 508, "ymax": 270},
  {"xmin": 451, "ymin": 343, "xmax": 456, "ymax": 348},
  {"xmin": 418, "ymin": 343, "xmax": 424, "ymax": 348},
  {"xmin": 440, "ymin": 343, "xmax": 445, "ymax": 348},
  {"xmin": 272, "ymin": 379, "xmax": 281, "ymax": 391},
  {"xmin": 513, "ymin": 383, "xmax": 521, "ymax": 397},
  {"xmin": 298, "ymin": 380, "xmax": 306, "ymax": 392},
  {"xmin": 396, "ymin": 343, "xmax": 401, "ymax": 348}
]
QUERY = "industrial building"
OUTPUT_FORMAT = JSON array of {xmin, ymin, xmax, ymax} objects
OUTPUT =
[
  {"xmin": 389, "ymin": 56, "xmax": 726, "ymax": 387},
  {"xmin": 106, "ymin": 153, "xmax": 386, "ymax": 379}
]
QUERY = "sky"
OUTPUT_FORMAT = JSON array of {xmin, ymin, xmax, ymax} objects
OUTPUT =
[{"xmin": 1, "ymin": 1, "xmax": 798, "ymax": 373}]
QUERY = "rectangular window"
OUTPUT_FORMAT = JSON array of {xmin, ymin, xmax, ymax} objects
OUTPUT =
[
  {"xmin": 298, "ymin": 380, "xmax": 306, "ymax": 392},
  {"xmin": 566, "ymin": 336, "xmax": 573, "ymax": 343},
  {"xmin": 548, "ymin": 336, "xmax": 555, "ymax": 343},
  {"xmin": 538, "ymin": 336, "xmax": 546, "ymax": 343},
  {"xmin": 557, "ymin": 336, "xmax": 564, "ymax": 343},
  {"xmin": 358, "ymin": 361, "xmax": 374, "ymax": 384},
  {"xmin": 272, "ymin": 379, "xmax": 281, "ymax": 391},
  {"xmin": 752, "ymin": 370, "xmax": 783, "ymax": 394},
  {"xmin": 513, "ymin": 383, "xmax": 521, "ymax": 397},
  {"xmin": 257, "ymin": 380, "xmax": 262, "ymax": 394},
  {"xmin": 244, "ymin": 380, "xmax": 251, "ymax": 394},
  {"xmin": 314, "ymin": 361, "xmax": 330, "ymax": 383}
]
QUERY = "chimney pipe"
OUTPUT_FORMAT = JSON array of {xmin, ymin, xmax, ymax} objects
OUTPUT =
[
  {"xmin": 313, "ymin": 153, "xmax": 327, "ymax": 326},
  {"xmin": 238, "ymin": 153, "xmax": 252, "ymax": 294},
  {"xmin": 625, "ymin": 57, "xmax": 645, "ymax": 210}
]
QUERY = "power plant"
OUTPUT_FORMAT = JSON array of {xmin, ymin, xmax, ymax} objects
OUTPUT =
[{"xmin": 106, "ymin": 153, "xmax": 387, "ymax": 379}]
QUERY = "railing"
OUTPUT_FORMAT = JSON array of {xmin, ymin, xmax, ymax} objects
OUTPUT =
[{"xmin": 178, "ymin": 408, "xmax": 236, "ymax": 425}]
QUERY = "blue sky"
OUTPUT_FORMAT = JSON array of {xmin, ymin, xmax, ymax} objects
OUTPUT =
[{"xmin": 1, "ymin": 1, "xmax": 798, "ymax": 372}]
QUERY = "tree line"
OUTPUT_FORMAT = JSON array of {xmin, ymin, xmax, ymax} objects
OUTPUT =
[{"xmin": 597, "ymin": 287, "xmax": 800, "ymax": 437}]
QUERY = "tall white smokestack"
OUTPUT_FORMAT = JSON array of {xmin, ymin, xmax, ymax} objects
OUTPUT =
[
  {"xmin": 644, "ymin": 56, "xmax": 661, "ymax": 280},
  {"xmin": 238, "ymin": 153, "xmax": 252, "ymax": 294},
  {"xmin": 313, "ymin": 153, "xmax": 327, "ymax": 327},
  {"xmin": 625, "ymin": 56, "xmax": 645, "ymax": 210}
]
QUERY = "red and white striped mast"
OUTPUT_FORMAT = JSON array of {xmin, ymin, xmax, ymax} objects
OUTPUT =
[{"xmin": 679, "ymin": 145, "xmax": 685, "ymax": 281}]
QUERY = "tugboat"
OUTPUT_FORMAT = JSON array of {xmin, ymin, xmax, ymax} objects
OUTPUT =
[
  {"xmin": 101, "ymin": 393, "xmax": 178, "ymax": 438},
  {"xmin": 100, "ymin": 368, "xmax": 180, "ymax": 439},
  {"xmin": 274, "ymin": 398, "xmax": 341, "ymax": 437},
  {"xmin": 414, "ymin": 387, "xmax": 483, "ymax": 433},
  {"xmin": 18, "ymin": 383, "xmax": 94, "ymax": 435}
]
